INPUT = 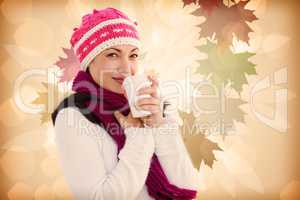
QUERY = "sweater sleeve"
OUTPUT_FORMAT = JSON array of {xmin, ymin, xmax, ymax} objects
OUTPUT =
[
  {"xmin": 151, "ymin": 113, "xmax": 201, "ymax": 193},
  {"xmin": 54, "ymin": 107, "xmax": 155, "ymax": 200}
]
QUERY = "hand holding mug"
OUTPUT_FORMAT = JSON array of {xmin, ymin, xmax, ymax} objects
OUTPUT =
[{"xmin": 136, "ymin": 75, "xmax": 165, "ymax": 128}]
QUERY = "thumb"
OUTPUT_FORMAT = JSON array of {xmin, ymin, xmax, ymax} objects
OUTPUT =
[{"xmin": 114, "ymin": 111, "xmax": 127, "ymax": 128}]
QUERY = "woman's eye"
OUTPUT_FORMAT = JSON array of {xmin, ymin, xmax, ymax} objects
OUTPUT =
[
  {"xmin": 107, "ymin": 53, "xmax": 118, "ymax": 58},
  {"xmin": 130, "ymin": 54, "xmax": 139, "ymax": 59}
]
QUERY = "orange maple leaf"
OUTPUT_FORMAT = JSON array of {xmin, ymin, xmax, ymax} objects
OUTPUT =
[{"xmin": 179, "ymin": 110, "xmax": 222, "ymax": 168}]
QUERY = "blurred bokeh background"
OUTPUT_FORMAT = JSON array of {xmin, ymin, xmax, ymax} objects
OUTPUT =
[{"xmin": 0, "ymin": 0, "xmax": 299, "ymax": 199}]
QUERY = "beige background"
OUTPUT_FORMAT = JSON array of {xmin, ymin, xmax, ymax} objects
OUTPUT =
[{"xmin": 0, "ymin": 0, "xmax": 299, "ymax": 199}]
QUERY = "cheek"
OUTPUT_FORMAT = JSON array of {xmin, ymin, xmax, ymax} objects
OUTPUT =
[
  {"xmin": 93, "ymin": 55, "xmax": 117, "ymax": 69},
  {"xmin": 92, "ymin": 61, "xmax": 117, "ymax": 76},
  {"xmin": 89, "ymin": 66, "xmax": 111, "ymax": 81},
  {"xmin": 102, "ymin": 62, "xmax": 118, "ymax": 70},
  {"xmin": 98, "ymin": 71, "xmax": 113, "ymax": 82}
]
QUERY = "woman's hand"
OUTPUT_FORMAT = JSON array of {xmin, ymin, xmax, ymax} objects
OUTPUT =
[
  {"xmin": 114, "ymin": 111, "xmax": 143, "ymax": 129},
  {"xmin": 136, "ymin": 75, "xmax": 165, "ymax": 128}
]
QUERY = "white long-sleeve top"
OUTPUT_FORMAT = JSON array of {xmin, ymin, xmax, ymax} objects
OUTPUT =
[{"xmin": 54, "ymin": 107, "xmax": 200, "ymax": 200}]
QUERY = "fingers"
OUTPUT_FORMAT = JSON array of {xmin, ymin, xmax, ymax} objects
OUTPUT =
[
  {"xmin": 136, "ymin": 75, "xmax": 159, "ymax": 98},
  {"xmin": 140, "ymin": 117, "xmax": 152, "ymax": 127},
  {"xmin": 136, "ymin": 97, "xmax": 160, "ymax": 107},
  {"xmin": 114, "ymin": 111, "xmax": 143, "ymax": 128},
  {"xmin": 147, "ymin": 75, "xmax": 159, "ymax": 88},
  {"xmin": 140, "ymin": 113, "xmax": 165, "ymax": 128},
  {"xmin": 137, "ymin": 87, "xmax": 157, "ymax": 97},
  {"xmin": 114, "ymin": 111, "xmax": 127, "ymax": 128},
  {"xmin": 136, "ymin": 98, "xmax": 161, "ymax": 113},
  {"xmin": 138, "ymin": 104, "xmax": 161, "ymax": 114}
]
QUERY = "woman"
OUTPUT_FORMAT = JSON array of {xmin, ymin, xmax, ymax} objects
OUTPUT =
[{"xmin": 53, "ymin": 7, "xmax": 200, "ymax": 200}]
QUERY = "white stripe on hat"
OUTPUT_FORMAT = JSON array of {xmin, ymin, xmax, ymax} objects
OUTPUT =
[{"xmin": 73, "ymin": 18, "xmax": 137, "ymax": 53}]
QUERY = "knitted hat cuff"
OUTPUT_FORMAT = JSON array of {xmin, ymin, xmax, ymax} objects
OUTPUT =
[{"xmin": 80, "ymin": 37, "xmax": 141, "ymax": 71}]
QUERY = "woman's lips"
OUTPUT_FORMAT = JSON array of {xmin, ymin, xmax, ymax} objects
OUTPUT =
[{"xmin": 112, "ymin": 77, "xmax": 125, "ymax": 84}]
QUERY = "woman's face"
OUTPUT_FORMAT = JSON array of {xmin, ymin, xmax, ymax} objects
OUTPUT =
[{"xmin": 88, "ymin": 44, "xmax": 139, "ymax": 94}]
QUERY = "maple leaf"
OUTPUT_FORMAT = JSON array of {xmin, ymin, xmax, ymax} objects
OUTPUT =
[
  {"xmin": 190, "ymin": 0, "xmax": 223, "ymax": 16},
  {"xmin": 31, "ymin": 82, "xmax": 67, "ymax": 124},
  {"xmin": 54, "ymin": 47, "xmax": 80, "ymax": 83},
  {"xmin": 179, "ymin": 110, "xmax": 222, "ymax": 168},
  {"xmin": 195, "ymin": 40, "xmax": 256, "ymax": 93},
  {"xmin": 197, "ymin": 0, "xmax": 258, "ymax": 47},
  {"xmin": 182, "ymin": 0, "xmax": 198, "ymax": 7},
  {"xmin": 184, "ymin": 0, "xmax": 236, "ymax": 16}
]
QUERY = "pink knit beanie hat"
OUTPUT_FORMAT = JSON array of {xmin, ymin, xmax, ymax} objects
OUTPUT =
[{"xmin": 70, "ymin": 7, "xmax": 141, "ymax": 71}]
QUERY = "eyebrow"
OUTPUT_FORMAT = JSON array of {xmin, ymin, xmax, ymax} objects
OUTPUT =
[{"xmin": 105, "ymin": 47, "xmax": 138, "ymax": 52}]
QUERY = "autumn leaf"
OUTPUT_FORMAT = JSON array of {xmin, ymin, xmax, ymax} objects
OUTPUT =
[
  {"xmin": 179, "ymin": 110, "xmax": 222, "ymax": 168},
  {"xmin": 182, "ymin": 0, "xmax": 198, "ymax": 7},
  {"xmin": 196, "ymin": 0, "xmax": 258, "ymax": 47},
  {"xmin": 54, "ymin": 47, "xmax": 80, "ymax": 83},
  {"xmin": 195, "ymin": 40, "xmax": 256, "ymax": 93},
  {"xmin": 188, "ymin": 0, "xmax": 222, "ymax": 16},
  {"xmin": 31, "ymin": 82, "xmax": 67, "ymax": 124},
  {"xmin": 183, "ymin": 0, "xmax": 237, "ymax": 16}
]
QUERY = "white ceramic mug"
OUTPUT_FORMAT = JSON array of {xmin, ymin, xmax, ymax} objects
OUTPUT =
[{"xmin": 122, "ymin": 73, "xmax": 152, "ymax": 118}]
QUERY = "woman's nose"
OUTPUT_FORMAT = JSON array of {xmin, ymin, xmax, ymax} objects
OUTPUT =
[{"xmin": 118, "ymin": 58, "xmax": 132, "ymax": 75}]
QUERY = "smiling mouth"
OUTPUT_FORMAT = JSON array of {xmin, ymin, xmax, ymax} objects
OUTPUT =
[{"xmin": 112, "ymin": 77, "xmax": 125, "ymax": 84}]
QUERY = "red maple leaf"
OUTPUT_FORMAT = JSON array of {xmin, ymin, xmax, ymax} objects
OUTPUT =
[
  {"xmin": 197, "ymin": 0, "xmax": 258, "ymax": 47},
  {"xmin": 184, "ymin": 0, "xmax": 236, "ymax": 16},
  {"xmin": 182, "ymin": 0, "xmax": 198, "ymax": 7},
  {"xmin": 54, "ymin": 47, "xmax": 80, "ymax": 83},
  {"xmin": 192, "ymin": 0, "xmax": 223, "ymax": 16}
]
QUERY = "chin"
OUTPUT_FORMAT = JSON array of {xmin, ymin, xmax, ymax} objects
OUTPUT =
[
  {"xmin": 114, "ymin": 89, "xmax": 124, "ymax": 94},
  {"xmin": 110, "ymin": 79, "xmax": 125, "ymax": 94},
  {"xmin": 111, "ymin": 84, "xmax": 124, "ymax": 94}
]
